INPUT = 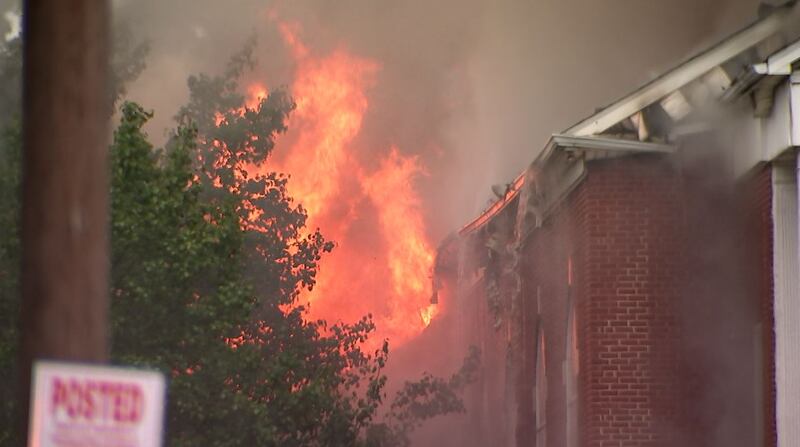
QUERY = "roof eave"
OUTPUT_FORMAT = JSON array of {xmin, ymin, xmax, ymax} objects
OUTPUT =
[{"xmin": 565, "ymin": 3, "xmax": 799, "ymax": 137}]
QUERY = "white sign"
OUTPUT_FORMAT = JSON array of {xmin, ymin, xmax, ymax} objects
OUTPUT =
[{"xmin": 28, "ymin": 361, "xmax": 166, "ymax": 447}]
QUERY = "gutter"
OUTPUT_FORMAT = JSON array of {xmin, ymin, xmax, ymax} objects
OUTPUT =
[{"xmin": 459, "ymin": 172, "xmax": 525, "ymax": 236}]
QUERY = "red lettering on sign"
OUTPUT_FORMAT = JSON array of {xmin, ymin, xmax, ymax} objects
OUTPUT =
[{"xmin": 50, "ymin": 376, "xmax": 145, "ymax": 425}]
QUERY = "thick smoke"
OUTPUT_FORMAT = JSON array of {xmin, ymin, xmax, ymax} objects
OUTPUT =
[
  {"xmin": 112, "ymin": 0, "xmax": 769, "ymax": 415},
  {"xmin": 0, "ymin": 0, "xmax": 19, "ymax": 41},
  {"xmin": 114, "ymin": 0, "xmax": 763, "ymax": 236},
  {"xmin": 0, "ymin": 0, "xmax": 769, "ymax": 230},
  {"xmin": 5, "ymin": 0, "xmax": 775, "ymax": 443}
]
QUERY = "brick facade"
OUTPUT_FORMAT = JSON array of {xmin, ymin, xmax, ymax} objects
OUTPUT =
[
  {"xmin": 518, "ymin": 187, "xmax": 572, "ymax": 447},
  {"xmin": 422, "ymin": 13, "xmax": 798, "ymax": 447},
  {"xmin": 515, "ymin": 154, "xmax": 685, "ymax": 447},
  {"xmin": 573, "ymin": 155, "xmax": 684, "ymax": 447},
  {"xmin": 438, "ymin": 151, "xmax": 774, "ymax": 447}
]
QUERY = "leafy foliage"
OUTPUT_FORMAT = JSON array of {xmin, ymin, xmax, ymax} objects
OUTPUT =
[
  {"xmin": 0, "ymin": 36, "xmax": 21, "ymax": 131},
  {"xmin": 110, "ymin": 24, "xmax": 150, "ymax": 109},
  {"xmin": 366, "ymin": 346, "xmax": 481, "ymax": 447},
  {"xmin": 110, "ymin": 94, "xmax": 388, "ymax": 445},
  {"xmin": 0, "ymin": 121, "xmax": 21, "ymax": 447},
  {"xmin": 0, "ymin": 34, "xmax": 478, "ymax": 446},
  {"xmin": 0, "ymin": 32, "xmax": 22, "ymax": 446}
]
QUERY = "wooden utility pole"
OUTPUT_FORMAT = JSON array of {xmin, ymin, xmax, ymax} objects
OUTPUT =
[{"xmin": 18, "ymin": 0, "xmax": 110, "ymax": 441}]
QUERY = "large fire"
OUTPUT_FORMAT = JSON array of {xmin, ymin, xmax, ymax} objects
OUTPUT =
[{"xmin": 246, "ymin": 22, "xmax": 437, "ymax": 347}]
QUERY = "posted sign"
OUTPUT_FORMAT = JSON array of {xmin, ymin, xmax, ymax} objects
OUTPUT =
[{"xmin": 28, "ymin": 361, "xmax": 166, "ymax": 447}]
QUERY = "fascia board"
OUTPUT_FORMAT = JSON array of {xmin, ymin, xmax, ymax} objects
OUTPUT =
[
  {"xmin": 549, "ymin": 134, "xmax": 676, "ymax": 154},
  {"xmin": 565, "ymin": 5, "xmax": 796, "ymax": 137}
]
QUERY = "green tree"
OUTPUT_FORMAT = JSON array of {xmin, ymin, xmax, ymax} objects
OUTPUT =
[
  {"xmin": 0, "ymin": 120, "xmax": 21, "ymax": 447},
  {"xmin": 109, "ymin": 100, "xmax": 387, "ymax": 446},
  {"xmin": 0, "ymin": 37, "xmax": 21, "ymax": 130},
  {"xmin": 366, "ymin": 346, "xmax": 481, "ymax": 447},
  {"xmin": 0, "ymin": 25, "xmax": 149, "ymax": 443},
  {"xmin": 0, "ymin": 32, "xmax": 23, "ymax": 446},
  {"xmin": 0, "ymin": 34, "xmax": 477, "ymax": 446}
]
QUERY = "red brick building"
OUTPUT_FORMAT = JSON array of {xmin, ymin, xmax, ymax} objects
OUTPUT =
[{"xmin": 431, "ymin": 4, "xmax": 800, "ymax": 446}]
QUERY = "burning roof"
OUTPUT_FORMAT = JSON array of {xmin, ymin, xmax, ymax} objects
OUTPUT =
[{"xmin": 456, "ymin": 1, "xmax": 800, "ymax": 237}]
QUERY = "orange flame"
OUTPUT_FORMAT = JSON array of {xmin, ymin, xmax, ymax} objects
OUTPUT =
[
  {"xmin": 362, "ymin": 148, "xmax": 437, "ymax": 334},
  {"xmin": 243, "ymin": 22, "xmax": 437, "ymax": 347},
  {"xmin": 245, "ymin": 83, "xmax": 269, "ymax": 109}
]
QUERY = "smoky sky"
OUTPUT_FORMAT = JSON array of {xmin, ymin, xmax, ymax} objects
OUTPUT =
[
  {"xmin": 2, "ymin": 0, "xmax": 767, "ymax": 235},
  {"xmin": 113, "ymin": 0, "xmax": 769, "ymax": 237}
]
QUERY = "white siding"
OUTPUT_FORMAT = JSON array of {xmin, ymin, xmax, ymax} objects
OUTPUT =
[
  {"xmin": 772, "ymin": 161, "xmax": 800, "ymax": 447},
  {"xmin": 762, "ymin": 82, "xmax": 793, "ymax": 162},
  {"xmin": 724, "ymin": 79, "xmax": 793, "ymax": 178}
]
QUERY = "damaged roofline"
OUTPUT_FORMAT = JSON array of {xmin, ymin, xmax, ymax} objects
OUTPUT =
[
  {"xmin": 537, "ymin": 134, "xmax": 675, "ymax": 162},
  {"xmin": 459, "ymin": 135, "xmax": 675, "ymax": 236},
  {"xmin": 521, "ymin": 135, "xmax": 677, "ymax": 230},
  {"xmin": 565, "ymin": 2, "xmax": 799, "ymax": 137},
  {"xmin": 457, "ymin": 3, "xmax": 800, "ymax": 238},
  {"xmin": 459, "ymin": 172, "xmax": 525, "ymax": 236}
]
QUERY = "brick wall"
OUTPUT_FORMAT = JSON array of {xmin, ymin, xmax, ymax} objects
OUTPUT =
[
  {"xmin": 450, "ymin": 149, "xmax": 770, "ymax": 447},
  {"xmin": 518, "ymin": 192, "xmax": 572, "ymax": 447},
  {"xmin": 573, "ymin": 155, "xmax": 685, "ymax": 447},
  {"xmin": 515, "ymin": 154, "xmax": 686, "ymax": 447}
]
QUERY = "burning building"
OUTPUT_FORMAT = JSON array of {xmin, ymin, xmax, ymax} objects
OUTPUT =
[{"xmin": 431, "ymin": 3, "xmax": 800, "ymax": 446}]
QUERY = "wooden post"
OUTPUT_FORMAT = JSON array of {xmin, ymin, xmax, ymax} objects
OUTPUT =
[{"xmin": 17, "ymin": 0, "xmax": 110, "ymax": 442}]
